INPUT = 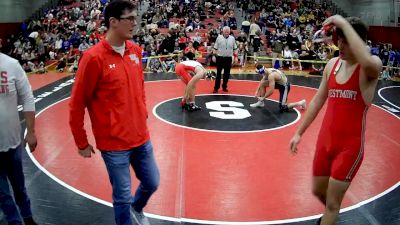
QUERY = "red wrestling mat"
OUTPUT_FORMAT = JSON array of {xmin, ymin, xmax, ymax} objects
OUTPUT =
[
  {"xmin": 30, "ymin": 80, "xmax": 400, "ymax": 222},
  {"xmin": 28, "ymin": 72, "xmax": 70, "ymax": 91}
]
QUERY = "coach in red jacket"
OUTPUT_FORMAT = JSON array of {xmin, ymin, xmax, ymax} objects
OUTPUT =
[{"xmin": 69, "ymin": 1, "xmax": 159, "ymax": 225}]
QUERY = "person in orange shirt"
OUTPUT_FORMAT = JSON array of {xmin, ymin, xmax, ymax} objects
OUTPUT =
[{"xmin": 69, "ymin": 1, "xmax": 159, "ymax": 225}]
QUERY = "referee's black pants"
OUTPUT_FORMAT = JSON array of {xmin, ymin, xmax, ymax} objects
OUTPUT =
[{"xmin": 214, "ymin": 56, "xmax": 232, "ymax": 91}]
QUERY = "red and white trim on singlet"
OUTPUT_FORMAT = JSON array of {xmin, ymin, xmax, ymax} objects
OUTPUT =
[{"xmin": 345, "ymin": 106, "xmax": 368, "ymax": 181}]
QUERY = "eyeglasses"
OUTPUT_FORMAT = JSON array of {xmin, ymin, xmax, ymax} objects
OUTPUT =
[{"xmin": 119, "ymin": 16, "xmax": 137, "ymax": 22}]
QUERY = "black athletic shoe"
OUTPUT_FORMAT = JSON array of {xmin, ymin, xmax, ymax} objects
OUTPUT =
[
  {"xmin": 24, "ymin": 217, "xmax": 38, "ymax": 225},
  {"xmin": 184, "ymin": 103, "xmax": 201, "ymax": 112}
]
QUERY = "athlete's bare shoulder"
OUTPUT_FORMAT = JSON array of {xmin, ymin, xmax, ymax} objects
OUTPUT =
[{"xmin": 323, "ymin": 57, "xmax": 340, "ymax": 79}]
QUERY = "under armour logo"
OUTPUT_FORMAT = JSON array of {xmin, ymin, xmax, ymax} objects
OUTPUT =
[{"xmin": 109, "ymin": 64, "xmax": 116, "ymax": 69}]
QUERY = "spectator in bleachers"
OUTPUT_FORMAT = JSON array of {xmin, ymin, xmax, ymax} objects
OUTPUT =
[
  {"xmin": 49, "ymin": 48, "xmax": 57, "ymax": 60},
  {"xmin": 68, "ymin": 55, "xmax": 79, "ymax": 74},
  {"xmin": 240, "ymin": 0, "xmax": 249, "ymax": 17},
  {"xmin": 178, "ymin": 32, "xmax": 189, "ymax": 51},
  {"xmin": 22, "ymin": 61, "xmax": 32, "ymax": 73},
  {"xmin": 252, "ymin": 30, "xmax": 263, "ymax": 64},
  {"xmin": 192, "ymin": 18, "xmax": 204, "ymax": 30},
  {"xmin": 272, "ymin": 35, "xmax": 284, "ymax": 69},
  {"xmin": 61, "ymin": 38, "xmax": 71, "ymax": 53},
  {"xmin": 249, "ymin": 18, "xmax": 261, "ymax": 43},
  {"xmin": 266, "ymin": 12, "xmax": 277, "ymax": 28},
  {"xmin": 191, "ymin": 32, "xmax": 202, "ymax": 49},
  {"xmin": 161, "ymin": 55, "xmax": 177, "ymax": 72},
  {"xmin": 237, "ymin": 41, "xmax": 248, "ymax": 67},
  {"xmin": 282, "ymin": 45, "xmax": 295, "ymax": 69},
  {"xmin": 28, "ymin": 30, "xmax": 39, "ymax": 48},
  {"xmin": 56, "ymin": 55, "xmax": 67, "ymax": 72},
  {"xmin": 370, "ymin": 44, "xmax": 380, "ymax": 56},
  {"xmin": 184, "ymin": 42, "xmax": 196, "ymax": 60},
  {"xmin": 87, "ymin": 18, "xmax": 97, "ymax": 33},
  {"xmin": 380, "ymin": 44, "xmax": 389, "ymax": 67},
  {"xmin": 37, "ymin": 61, "xmax": 48, "ymax": 74},
  {"xmin": 2, "ymin": 0, "xmax": 395, "ymax": 77},
  {"xmin": 207, "ymin": 27, "xmax": 219, "ymax": 44},
  {"xmin": 78, "ymin": 39, "xmax": 90, "ymax": 53}
]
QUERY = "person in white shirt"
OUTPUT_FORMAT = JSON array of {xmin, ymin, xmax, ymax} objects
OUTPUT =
[
  {"xmin": 55, "ymin": 37, "xmax": 63, "ymax": 52},
  {"xmin": 49, "ymin": 50, "xmax": 56, "ymax": 60},
  {"xmin": 282, "ymin": 45, "xmax": 296, "ymax": 69},
  {"xmin": 87, "ymin": 19, "xmax": 97, "ymax": 33},
  {"xmin": 0, "ymin": 43, "xmax": 38, "ymax": 225},
  {"xmin": 28, "ymin": 31, "xmax": 39, "ymax": 48}
]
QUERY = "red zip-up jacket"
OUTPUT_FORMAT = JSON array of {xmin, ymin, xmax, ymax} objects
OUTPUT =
[{"xmin": 69, "ymin": 39, "xmax": 149, "ymax": 151}]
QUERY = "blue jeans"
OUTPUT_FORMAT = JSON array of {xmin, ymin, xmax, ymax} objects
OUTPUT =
[
  {"xmin": 101, "ymin": 141, "xmax": 160, "ymax": 225},
  {"xmin": 0, "ymin": 144, "xmax": 33, "ymax": 225}
]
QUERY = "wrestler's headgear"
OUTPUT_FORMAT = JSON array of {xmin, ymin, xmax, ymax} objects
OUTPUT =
[{"xmin": 255, "ymin": 64, "xmax": 266, "ymax": 75}]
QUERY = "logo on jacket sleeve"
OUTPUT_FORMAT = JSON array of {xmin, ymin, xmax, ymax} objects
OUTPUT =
[{"xmin": 129, "ymin": 54, "xmax": 140, "ymax": 64}]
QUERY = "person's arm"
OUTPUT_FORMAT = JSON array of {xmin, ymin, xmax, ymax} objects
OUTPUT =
[
  {"xmin": 213, "ymin": 35, "xmax": 220, "ymax": 55},
  {"xmin": 323, "ymin": 15, "xmax": 382, "ymax": 79},
  {"xmin": 69, "ymin": 51, "xmax": 100, "ymax": 151},
  {"xmin": 14, "ymin": 62, "xmax": 37, "ymax": 152},
  {"xmin": 137, "ymin": 47, "xmax": 148, "ymax": 118},
  {"xmin": 289, "ymin": 58, "xmax": 335, "ymax": 154},
  {"xmin": 24, "ymin": 111, "xmax": 36, "ymax": 151},
  {"xmin": 232, "ymin": 36, "xmax": 238, "ymax": 55},
  {"xmin": 187, "ymin": 68, "xmax": 206, "ymax": 90},
  {"xmin": 261, "ymin": 74, "xmax": 275, "ymax": 100}
]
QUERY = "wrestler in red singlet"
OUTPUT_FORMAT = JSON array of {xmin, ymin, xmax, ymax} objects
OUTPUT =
[
  {"xmin": 289, "ymin": 15, "xmax": 382, "ymax": 225},
  {"xmin": 314, "ymin": 58, "xmax": 367, "ymax": 182},
  {"xmin": 175, "ymin": 60, "xmax": 202, "ymax": 84}
]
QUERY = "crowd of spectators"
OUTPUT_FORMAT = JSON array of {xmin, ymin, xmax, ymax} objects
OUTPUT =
[
  {"xmin": 0, "ymin": 0, "xmax": 399, "ymax": 79},
  {"xmin": 1, "ymin": 0, "xmax": 108, "ymax": 73}
]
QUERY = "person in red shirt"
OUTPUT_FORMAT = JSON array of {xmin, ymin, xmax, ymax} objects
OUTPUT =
[
  {"xmin": 69, "ymin": 1, "xmax": 159, "ymax": 225},
  {"xmin": 184, "ymin": 42, "xmax": 196, "ymax": 60},
  {"xmin": 289, "ymin": 16, "xmax": 382, "ymax": 225}
]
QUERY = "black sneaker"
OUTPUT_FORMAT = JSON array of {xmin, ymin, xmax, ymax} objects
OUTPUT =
[
  {"xmin": 184, "ymin": 103, "xmax": 201, "ymax": 112},
  {"xmin": 24, "ymin": 217, "xmax": 38, "ymax": 225}
]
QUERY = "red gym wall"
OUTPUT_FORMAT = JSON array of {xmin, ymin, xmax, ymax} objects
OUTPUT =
[
  {"xmin": 369, "ymin": 26, "xmax": 400, "ymax": 49},
  {"xmin": 0, "ymin": 23, "xmax": 21, "ymax": 41}
]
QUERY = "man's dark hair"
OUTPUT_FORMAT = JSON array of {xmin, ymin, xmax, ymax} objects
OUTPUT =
[
  {"xmin": 104, "ymin": 0, "xmax": 136, "ymax": 28},
  {"xmin": 336, "ymin": 17, "xmax": 368, "ymax": 42}
]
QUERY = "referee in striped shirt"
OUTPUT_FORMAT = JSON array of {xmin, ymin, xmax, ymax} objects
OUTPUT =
[{"xmin": 213, "ymin": 26, "xmax": 238, "ymax": 93}]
